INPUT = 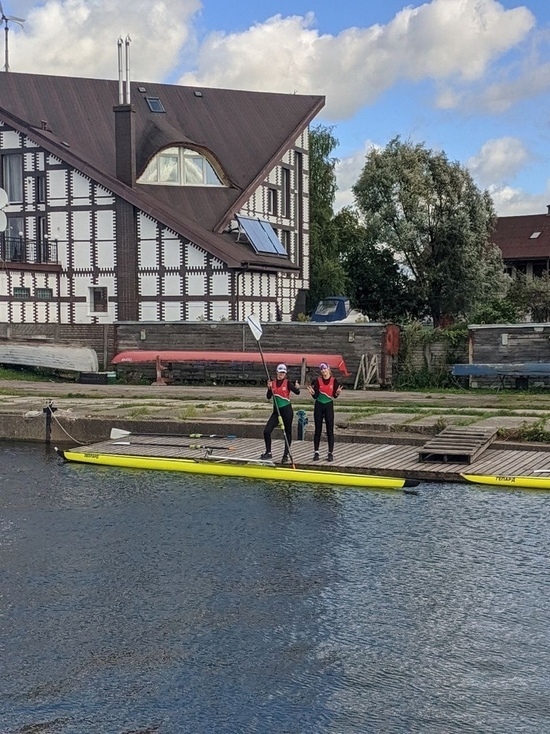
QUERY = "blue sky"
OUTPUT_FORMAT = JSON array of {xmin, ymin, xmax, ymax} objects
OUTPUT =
[{"xmin": 6, "ymin": 0, "xmax": 550, "ymax": 215}]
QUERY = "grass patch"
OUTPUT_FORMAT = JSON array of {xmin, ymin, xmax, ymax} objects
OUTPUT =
[
  {"xmin": 178, "ymin": 405, "xmax": 199, "ymax": 420},
  {"xmin": 499, "ymin": 418, "xmax": 550, "ymax": 443},
  {"xmin": 128, "ymin": 406, "xmax": 150, "ymax": 418}
]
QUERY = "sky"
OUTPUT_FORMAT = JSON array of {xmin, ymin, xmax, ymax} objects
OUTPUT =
[{"xmin": 4, "ymin": 0, "xmax": 550, "ymax": 217}]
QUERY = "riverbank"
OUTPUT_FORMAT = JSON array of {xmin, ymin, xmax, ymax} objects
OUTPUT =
[{"xmin": 2, "ymin": 380, "xmax": 550, "ymax": 452}]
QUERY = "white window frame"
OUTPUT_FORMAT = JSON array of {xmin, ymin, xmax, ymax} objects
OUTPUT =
[{"xmin": 138, "ymin": 147, "xmax": 224, "ymax": 187}]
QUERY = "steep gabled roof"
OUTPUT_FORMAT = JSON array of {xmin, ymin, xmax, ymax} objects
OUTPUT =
[
  {"xmin": 0, "ymin": 72, "xmax": 324, "ymax": 270},
  {"xmin": 493, "ymin": 212, "xmax": 550, "ymax": 260}
]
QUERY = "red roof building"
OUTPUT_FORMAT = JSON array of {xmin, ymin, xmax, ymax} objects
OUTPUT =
[{"xmin": 492, "ymin": 207, "xmax": 550, "ymax": 277}]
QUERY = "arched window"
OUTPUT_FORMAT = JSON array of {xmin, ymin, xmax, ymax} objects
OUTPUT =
[{"xmin": 138, "ymin": 147, "xmax": 224, "ymax": 186}]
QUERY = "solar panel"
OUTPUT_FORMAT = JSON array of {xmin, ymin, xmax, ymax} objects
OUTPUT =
[{"xmin": 236, "ymin": 215, "xmax": 287, "ymax": 256}]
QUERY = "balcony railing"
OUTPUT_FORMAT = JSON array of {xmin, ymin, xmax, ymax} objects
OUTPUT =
[{"xmin": 0, "ymin": 236, "xmax": 59, "ymax": 265}]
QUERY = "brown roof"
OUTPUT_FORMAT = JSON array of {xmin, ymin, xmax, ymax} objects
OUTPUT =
[
  {"xmin": 0, "ymin": 71, "xmax": 324, "ymax": 270},
  {"xmin": 493, "ymin": 212, "xmax": 550, "ymax": 261}
]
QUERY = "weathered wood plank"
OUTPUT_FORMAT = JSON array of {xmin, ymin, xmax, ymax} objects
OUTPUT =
[{"xmin": 418, "ymin": 426, "xmax": 498, "ymax": 464}]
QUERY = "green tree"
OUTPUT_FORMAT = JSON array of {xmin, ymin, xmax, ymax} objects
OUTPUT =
[
  {"xmin": 336, "ymin": 207, "xmax": 422, "ymax": 321},
  {"xmin": 352, "ymin": 137, "xmax": 506, "ymax": 326},
  {"xmin": 307, "ymin": 124, "xmax": 348, "ymax": 311},
  {"xmin": 509, "ymin": 271, "xmax": 550, "ymax": 322}
]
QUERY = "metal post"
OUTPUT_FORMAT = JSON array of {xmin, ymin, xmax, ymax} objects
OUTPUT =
[
  {"xmin": 43, "ymin": 400, "xmax": 57, "ymax": 444},
  {"xmin": 296, "ymin": 410, "xmax": 308, "ymax": 441}
]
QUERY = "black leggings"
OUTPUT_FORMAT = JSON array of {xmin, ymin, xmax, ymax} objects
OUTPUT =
[
  {"xmin": 263, "ymin": 403, "xmax": 293, "ymax": 454},
  {"xmin": 313, "ymin": 401, "xmax": 335, "ymax": 453}
]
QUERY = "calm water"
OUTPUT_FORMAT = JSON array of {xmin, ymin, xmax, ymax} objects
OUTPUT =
[{"xmin": 1, "ymin": 443, "xmax": 550, "ymax": 734}]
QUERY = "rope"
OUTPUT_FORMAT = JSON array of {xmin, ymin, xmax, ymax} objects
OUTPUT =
[{"xmin": 52, "ymin": 411, "xmax": 86, "ymax": 445}]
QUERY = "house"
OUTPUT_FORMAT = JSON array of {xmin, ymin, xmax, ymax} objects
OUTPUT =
[
  {"xmin": 0, "ymin": 51, "xmax": 324, "ymax": 324},
  {"xmin": 492, "ymin": 207, "xmax": 550, "ymax": 277}
]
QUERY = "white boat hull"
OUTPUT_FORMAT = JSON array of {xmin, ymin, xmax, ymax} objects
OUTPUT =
[{"xmin": 0, "ymin": 341, "xmax": 99, "ymax": 373}]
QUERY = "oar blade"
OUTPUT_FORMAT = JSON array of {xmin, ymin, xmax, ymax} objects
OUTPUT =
[
  {"xmin": 110, "ymin": 427, "xmax": 131, "ymax": 439},
  {"xmin": 246, "ymin": 313, "xmax": 263, "ymax": 341}
]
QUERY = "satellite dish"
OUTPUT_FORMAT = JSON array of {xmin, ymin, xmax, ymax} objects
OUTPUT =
[
  {"xmin": 0, "ymin": 187, "xmax": 7, "ymax": 209},
  {"xmin": 0, "ymin": 211, "xmax": 7, "ymax": 233}
]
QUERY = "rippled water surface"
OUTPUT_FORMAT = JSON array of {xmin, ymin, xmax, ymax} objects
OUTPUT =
[{"xmin": 2, "ymin": 442, "xmax": 550, "ymax": 733}]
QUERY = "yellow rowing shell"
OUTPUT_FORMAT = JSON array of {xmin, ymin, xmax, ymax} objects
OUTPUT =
[
  {"xmin": 462, "ymin": 473, "xmax": 550, "ymax": 490},
  {"xmin": 61, "ymin": 449, "xmax": 418, "ymax": 490}
]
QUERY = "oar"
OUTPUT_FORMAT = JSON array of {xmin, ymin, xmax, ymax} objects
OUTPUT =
[
  {"xmin": 247, "ymin": 313, "xmax": 296, "ymax": 469},
  {"xmin": 112, "ymin": 440, "xmax": 234, "ymax": 451},
  {"xmin": 110, "ymin": 428, "xmax": 237, "ymax": 440}
]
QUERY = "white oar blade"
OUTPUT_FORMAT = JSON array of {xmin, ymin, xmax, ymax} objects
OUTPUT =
[
  {"xmin": 246, "ymin": 313, "xmax": 263, "ymax": 341},
  {"xmin": 110, "ymin": 427, "xmax": 131, "ymax": 439}
]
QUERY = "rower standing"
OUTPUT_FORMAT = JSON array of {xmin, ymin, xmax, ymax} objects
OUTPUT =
[
  {"xmin": 261, "ymin": 363, "xmax": 300, "ymax": 463},
  {"xmin": 308, "ymin": 362, "xmax": 342, "ymax": 462}
]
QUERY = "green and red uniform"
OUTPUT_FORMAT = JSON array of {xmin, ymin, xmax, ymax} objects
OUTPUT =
[
  {"xmin": 310, "ymin": 374, "xmax": 340, "ymax": 454},
  {"xmin": 263, "ymin": 378, "xmax": 300, "ymax": 455}
]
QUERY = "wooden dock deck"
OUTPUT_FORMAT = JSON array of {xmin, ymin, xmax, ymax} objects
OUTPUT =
[{"xmin": 71, "ymin": 433, "xmax": 550, "ymax": 484}]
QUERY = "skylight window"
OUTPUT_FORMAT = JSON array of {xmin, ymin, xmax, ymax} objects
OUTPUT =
[
  {"xmin": 145, "ymin": 97, "xmax": 165, "ymax": 113},
  {"xmin": 530, "ymin": 231, "xmax": 542, "ymax": 239}
]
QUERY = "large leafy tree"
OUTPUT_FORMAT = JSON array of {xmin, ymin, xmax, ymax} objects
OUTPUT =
[
  {"xmin": 352, "ymin": 137, "xmax": 506, "ymax": 326},
  {"xmin": 307, "ymin": 125, "xmax": 348, "ymax": 311},
  {"xmin": 509, "ymin": 271, "xmax": 550, "ymax": 322},
  {"xmin": 336, "ymin": 207, "xmax": 422, "ymax": 321}
]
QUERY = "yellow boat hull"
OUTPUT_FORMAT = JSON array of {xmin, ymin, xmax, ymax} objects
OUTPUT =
[
  {"xmin": 462, "ymin": 473, "xmax": 550, "ymax": 490},
  {"xmin": 61, "ymin": 449, "xmax": 417, "ymax": 490}
]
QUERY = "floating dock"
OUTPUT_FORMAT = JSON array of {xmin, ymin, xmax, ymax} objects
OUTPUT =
[{"xmin": 61, "ymin": 431, "xmax": 550, "ymax": 485}]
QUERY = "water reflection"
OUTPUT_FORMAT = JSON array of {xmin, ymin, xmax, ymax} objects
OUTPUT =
[{"xmin": 1, "ymin": 443, "xmax": 550, "ymax": 733}]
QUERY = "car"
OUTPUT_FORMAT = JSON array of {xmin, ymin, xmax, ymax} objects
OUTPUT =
[{"xmin": 311, "ymin": 297, "xmax": 368, "ymax": 323}]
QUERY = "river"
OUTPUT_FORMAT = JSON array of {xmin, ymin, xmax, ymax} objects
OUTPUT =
[{"xmin": 1, "ymin": 442, "xmax": 550, "ymax": 734}]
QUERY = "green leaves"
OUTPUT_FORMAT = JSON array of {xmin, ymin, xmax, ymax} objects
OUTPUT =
[{"xmin": 352, "ymin": 137, "xmax": 503, "ymax": 325}]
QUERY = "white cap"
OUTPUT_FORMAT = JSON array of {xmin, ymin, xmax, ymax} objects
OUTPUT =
[{"xmin": 276, "ymin": 363, "xmax": 287, "ymax": 372}]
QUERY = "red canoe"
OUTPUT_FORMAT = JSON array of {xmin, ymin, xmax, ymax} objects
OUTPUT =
[{"xmin": 111, "ymin": 350, "xmax": 351, "ymax": 376}]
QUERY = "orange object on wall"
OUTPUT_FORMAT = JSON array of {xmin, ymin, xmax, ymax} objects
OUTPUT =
[{"xmin": 384, "ymin": 325, "xmax": 400, "ymax": 356}]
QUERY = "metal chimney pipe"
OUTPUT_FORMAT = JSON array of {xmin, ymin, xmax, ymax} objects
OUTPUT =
[
  {"xmin": 117, "ymin": 37, "xmax": 124, "ymax": 104},
  {"xmin": 125, "ymin": 36, "xmax": 131, "ymax": 104}
]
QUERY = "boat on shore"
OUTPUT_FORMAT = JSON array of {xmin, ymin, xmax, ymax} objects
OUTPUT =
[
  {"xmin": 58, "ymin": 447, "xmax": 419, "ymax": 491},
  {"xmin": 0, "ymin": 339, "xmax": 98, "ymax": 373},
  {"xmin": 462, "ymin": 473, "xmax": 550, "ymax": 490}
]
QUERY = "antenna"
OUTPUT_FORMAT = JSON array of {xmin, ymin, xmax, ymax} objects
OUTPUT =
[{"xmin": 0, "ymin": 2, "xmax": 25, "ymax": 73}]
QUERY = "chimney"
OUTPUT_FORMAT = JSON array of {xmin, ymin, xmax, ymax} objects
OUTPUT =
[{"xmin": 113, "ymin": 36, "xmax": 136, "ymax": 187}]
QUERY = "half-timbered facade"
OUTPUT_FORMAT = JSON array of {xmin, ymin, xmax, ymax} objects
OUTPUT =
[{"xmin": 0, "ymin": 70, "xmax": 323, "ymax": 324}]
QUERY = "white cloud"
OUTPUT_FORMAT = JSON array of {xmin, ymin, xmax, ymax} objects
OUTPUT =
[
  {"xmin": 467, "ymin": 137, "xmax": 532, "ymax": 189},
  {"xmin": 334, "ymin": 141, "xmax": 378, "ymax": 212},
  {"xmin": 490, "ymin": 184, "xmax": 550, "ymax": 216},
  {"xmin": 178, "ymin": 0, "xmax": 535, "ymax": 120},
  {"xmin": 436, "ymin": 61, "xmax": 550, "ymax": 113},
  {"xmin": 10, "ymin": 0, "xmax": 201, "ymax": 81}
]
